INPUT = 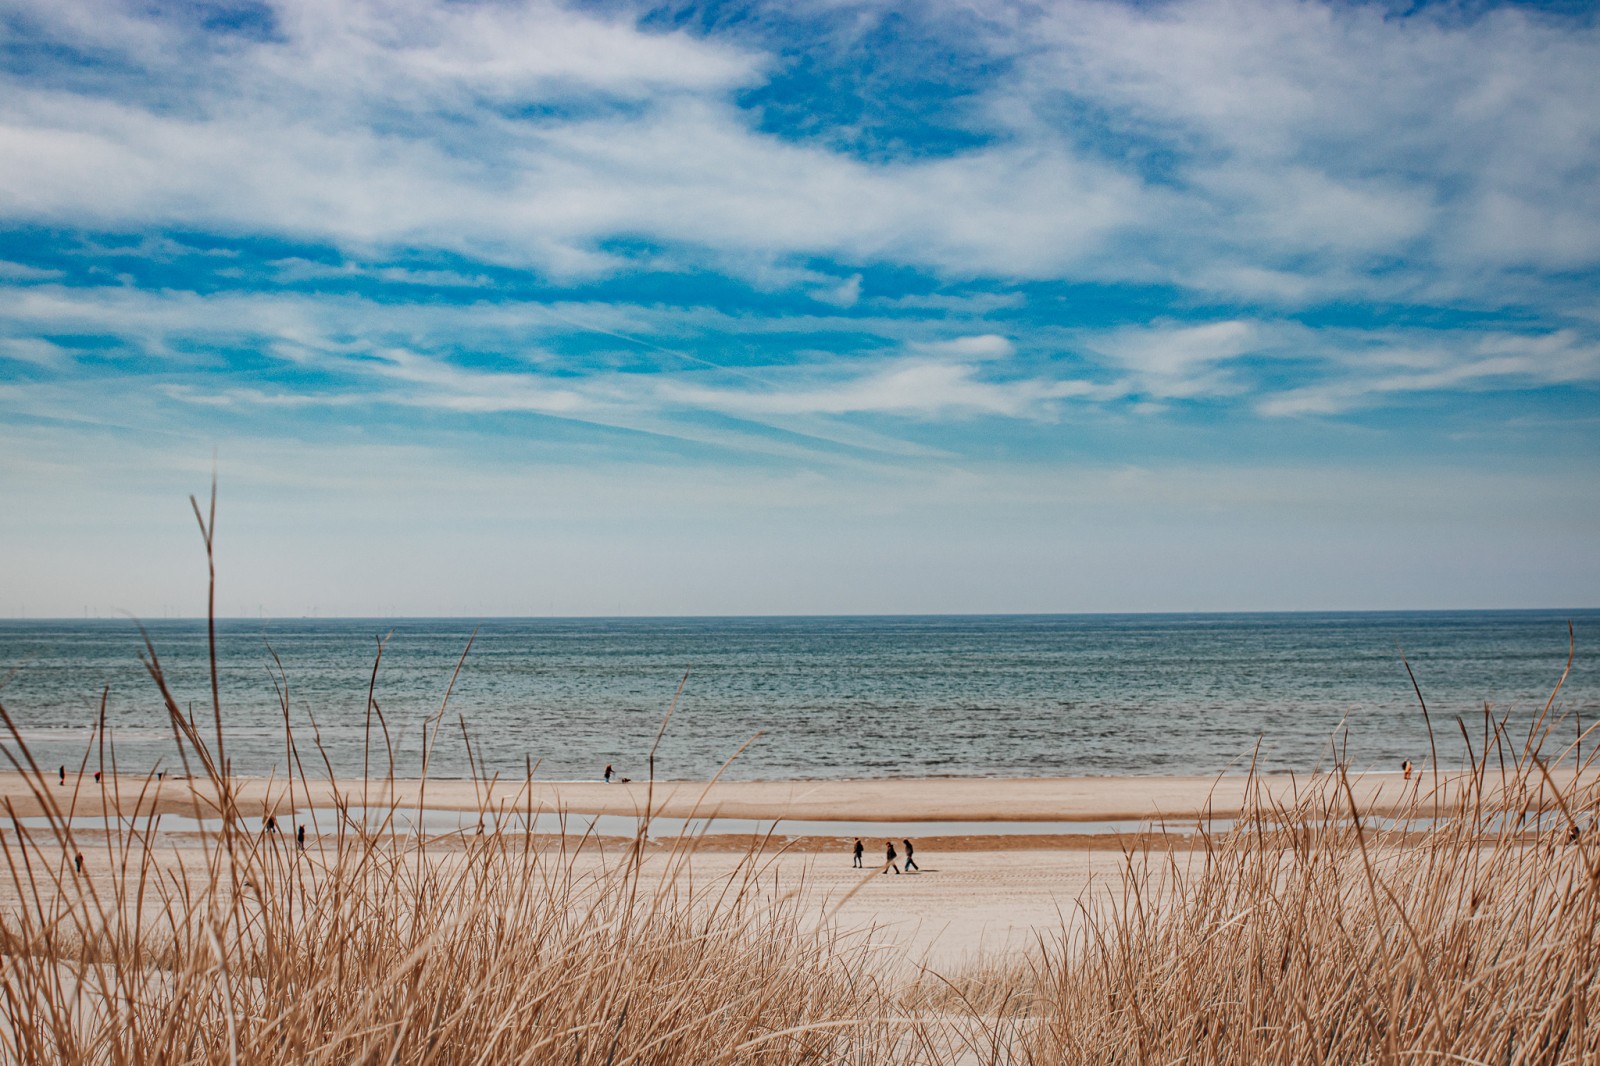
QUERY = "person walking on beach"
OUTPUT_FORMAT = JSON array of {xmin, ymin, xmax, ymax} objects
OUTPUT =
[
  {"xmin": 297, "ymin": 824, "xmax": 306, "ymax": 851},
  {"xmin": 902, "ymin": 838, "xmax": 918, "ymax": 872},
  {"xmin": 58, "ymin": 765, "xmax": 65, "ymax": 786},
  {"xmin": 1402, "ymin": 759, "xmax": 1413, "ymax": 782},
  {"xmin": 852, "ymin": 838, "xmax": 864, "ymax": 868},
  {"xmin": 604, "ymin": 764, "xmax": 613, "ymax": 783},
  {"xmin": 884, "ymin": 840, "xmax": 900, "ymax": 874}
]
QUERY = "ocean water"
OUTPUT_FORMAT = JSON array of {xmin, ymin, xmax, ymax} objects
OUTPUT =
[{"xmin": 0, "ymin": 612, "xmax": 1594, "ymax": 782}]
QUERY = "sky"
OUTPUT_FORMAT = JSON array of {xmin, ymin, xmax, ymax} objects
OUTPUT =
[{"xmin": 0, "ymin": 0, "xmax": 1597, "ymax": 618}]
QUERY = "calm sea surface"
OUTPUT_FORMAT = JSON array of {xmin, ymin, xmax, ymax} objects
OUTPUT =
[{"xmin": 0, "ymin": 613, "xmax": 1595, "ymax": 782}]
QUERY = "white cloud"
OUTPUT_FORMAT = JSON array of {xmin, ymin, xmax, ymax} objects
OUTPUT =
[
  {"xmin": 0, "ymin": 282, "xmax": 1020, "ymax": 373},
  {"xmin": 160, "ymin": 384, "xmax": 361, "ymax": 409},
  {"xmin": 872, "ymin": 291, "xmax": 1027, "ymax": 314},
  {"xmin": 0, "ymin": 281, "xmax": 1087, "ymax": 426},
  {"xmin": 1005, "ymin": 0, "xmax": 1600, "ymax": 298},
  {"xmin": 0, "ymin": 283, "xmax": 1076, "ymax": 451},
  {"xmin": 911, "ymin": 334, "xmax": 1015, "ymax": 361},
  {"xmin": 0, "ymin": 1, "xmax": 1143, "ymax": 280},
  {"xmin": 265, "ymin": 258, "xmax": 494, "ymax": 287},
  {"xmin": 812, "ymin": 273, "xmax": 862, "ymax": 307},
  {"xmin": 1093, "ymin": 320, "xmax": 1257, "ymax": 371},
  {"xmin": 2, "ymin": 0, "xmax": 1593, "ymax": 308},
  {"xmin": 1194, "ymin": 164, "xmax": 1435, "ymax": 257},
  {"xmin": 0, "ymin": 336, "xmax": 70, "ymax": 368},
  {"xmin": 6, "ymin": 278, "xmax": 1594, "ymax": 433},
  {"xmin": 360, "ymin": 348, "xmax": 592, "ymax": 414},
  {"xmin": 263, "ymin": 0, "xmax": 763, "ymax": 101},
  {"xmin": 0, "ymin": 260, "xmax": 62, "ymax": 281},
  {"xmin": 659, "ymin": 354, "xmax": 1097, "ymax": 419},
  {"xmin": 1086, "ymin": 320, "xmax": 1268, "ymax": 399},
  {"xmin": 1257, "ymin": 329, "xmax": 1600, "ymax": 416}
]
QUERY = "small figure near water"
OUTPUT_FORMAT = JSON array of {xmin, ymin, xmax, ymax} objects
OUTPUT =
[
  {"xmin": 297, "ymin": 824, "xmax": 306, "ymax": 851},
  {"xmin": 264, "ymin": 815, "xmax": 278, "ymax": 834},
  {"xmin": 884, "ymin": 840, "xmax": 900, "ymax": 875},
  {"xmin": 604, "ymin": 764, "xmax": 613, "ymax": 783},
  {"xmin": 903, "ymin": 838, "xmax": 918, "ymax": 872},
  {"xmin": 1402, "ymin": 759, "xmax": 1413, "ymax": 782},
  {"xmin": 74, "ymin": 852, "xmax": 83, "ymax": 874},
  {"xmin": 852, "ymin": 838, "xmax": 864, "ymax": 868},
  {"xmin": 58, "ymin": 765, "xmax": 65, "ymax": 786},
  {"xmin": 93, "ymin": 770, "xmax": 101, "ymax": 784}
]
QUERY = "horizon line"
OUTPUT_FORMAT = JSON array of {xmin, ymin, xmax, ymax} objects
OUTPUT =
[{"xmin": 5, "ymin": 607, "xmax": 1597, "ymax": 623}]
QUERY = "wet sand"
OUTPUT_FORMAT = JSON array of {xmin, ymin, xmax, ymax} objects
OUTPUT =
[{"xmin": 0, "ymin": 767, "xmax": 1501, "ymax": 824}]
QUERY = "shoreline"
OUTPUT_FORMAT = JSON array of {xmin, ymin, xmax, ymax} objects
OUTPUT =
[{"xmin": 5, "ymin": 767, "xmax": 1580, "ymax": 826}]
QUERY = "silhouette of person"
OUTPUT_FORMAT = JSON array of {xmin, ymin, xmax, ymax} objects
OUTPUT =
[
  {"xmin": 852, "ymin": 838, "xmax": 864, "ymax": 868},
  {"xmin": 297, "ymin": 824, "xmax": 306, "ymax": 850},
  {"xmin": 74, "ymin": 852, "xmax": 83, "ymax": 874},
  {"xmin": 604, "ymin": 764, "xmax": 613, "ymax": 783},
  {"xmin": 884, "ymin": 840, "xmax": 900, "ymax": 874},
  {"xmin": 1402, "ymin": 759, "xmax": 1413, "ymax": 781},
  {"xmin": 93, "ymin": 770, "xmax": 101, "ymax": 784},
  {"xmin": 903, "ymin": 838, "xmax": 918, "ymax": 872},
  {"xmin": 58, "ymin": 765, "xmax": 65, "ymax": 786},
  {"xmin": 265, "ymin": 815, "xmax": 278, "ymax": 834}
]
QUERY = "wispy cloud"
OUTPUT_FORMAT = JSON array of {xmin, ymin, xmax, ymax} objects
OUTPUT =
[
  {"xmin": 997, "ymin": 0, "xmax": 1600, "ymax": 303},
  {"xmin": 659, "ymin": 355, "xmax": 1099, "ymax": 420},
  {"xmin": 0, "ymin": 260, "xmax": 62, "ymax": 281},
  {"xmin": 1085, "ymin": 320, "xmax": 1268, "ymax": 400},
  {"xmin": 4, "ymin": 278, "xmax": 1596, "ymax": 437},
  {"xmin": 0, "ymin": 3, "xmax": 1137, "ymax": 278},
  {"xmin": 1257, "ymin": 330, "xmax": 1600, "ymax": 417},
  {"xmin": 1, "ymin": 0, "xmax": 1597, "ymax": 612},
  {"xmin": 3, "ymin": 0, "xmax": 1596, "ymax": 306}
]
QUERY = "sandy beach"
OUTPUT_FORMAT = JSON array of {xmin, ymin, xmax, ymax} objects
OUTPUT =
[{"xmin": 5, "ymin": 765, "xmax": 1585, "ymax": 971}]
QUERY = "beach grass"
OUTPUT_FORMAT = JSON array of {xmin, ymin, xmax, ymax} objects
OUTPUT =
[{"xmin": 1029, "ymin": 695, "xmax": 1600, "ymax": 1063}]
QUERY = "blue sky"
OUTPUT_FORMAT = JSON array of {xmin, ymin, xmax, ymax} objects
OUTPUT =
[{"xmin": 1, "ymin": 0, "xmax": 1596, "ymax": 616}]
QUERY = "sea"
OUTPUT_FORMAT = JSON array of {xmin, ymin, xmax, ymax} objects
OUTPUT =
[{"xmin": 0, "ymin": 612, "xmax": 1595, "ymax": 783}]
